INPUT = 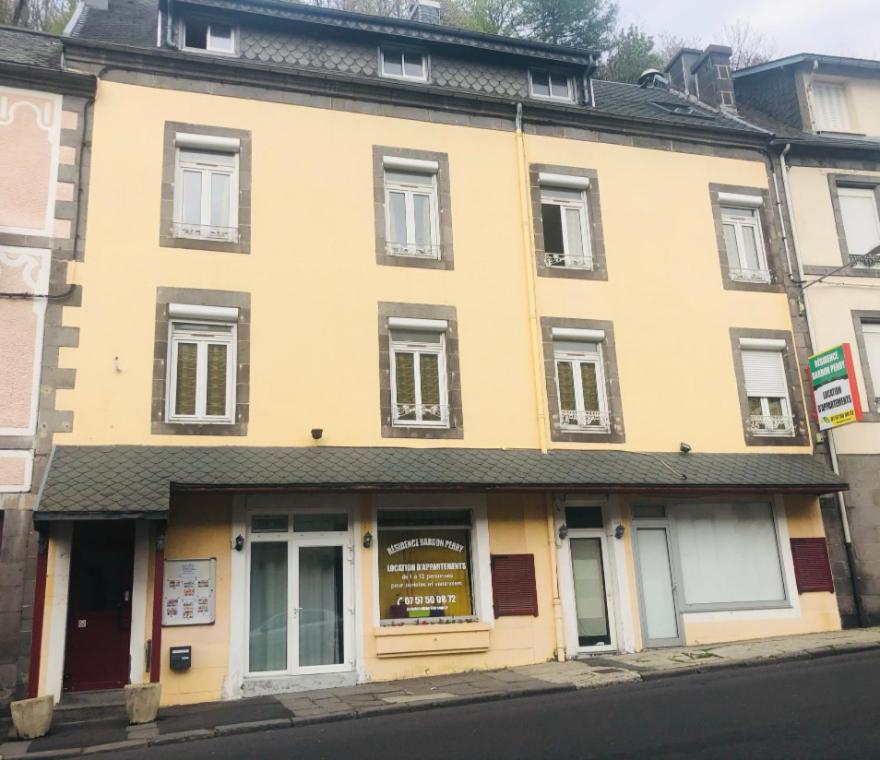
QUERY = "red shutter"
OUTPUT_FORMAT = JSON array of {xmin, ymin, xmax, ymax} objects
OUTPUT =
[
  {"xmin": 790, "ymin": 538, "xmax": 834, "ymax": 593},
  {"xmin": 491, "ymin": 554, "xmax": 538, "ymax": 617}
]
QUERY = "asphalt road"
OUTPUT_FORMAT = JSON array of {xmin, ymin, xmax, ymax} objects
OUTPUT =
[{"xmin": 116, "ymin": 651, "xmax": 880, "ymax": 759}]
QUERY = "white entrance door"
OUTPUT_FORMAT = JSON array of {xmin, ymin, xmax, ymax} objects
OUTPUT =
[
  {"xmin": 247, "ymin": 511, "xmax": 353, "ymax": 676},
  {"xmin": 633, "ymin": 524, "xmax": 683, "ymax": 647},
  {"xmin": 569, "ymin": 535, "xmax": 615, "ymax": 650}
]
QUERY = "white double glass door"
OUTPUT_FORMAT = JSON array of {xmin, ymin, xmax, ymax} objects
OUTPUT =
[{"xmin": 248, "ymin": 515, "xmax": 352, "ymax": 676}]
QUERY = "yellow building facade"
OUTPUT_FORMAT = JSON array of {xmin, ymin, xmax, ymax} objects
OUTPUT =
[{"xmin": 30, "ymin": 3, "xmax": 845, "ymax": 706}]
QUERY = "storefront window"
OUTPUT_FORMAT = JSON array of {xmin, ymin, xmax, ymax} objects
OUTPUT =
[{"xmin": 377, "ymin": 509, "xmax": 475, "ymax": 622}]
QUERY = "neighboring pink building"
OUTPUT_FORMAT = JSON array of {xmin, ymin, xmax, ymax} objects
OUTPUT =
[{"xmin": 0, "ymin": 27, "xmax": 94, "ymax": 707}]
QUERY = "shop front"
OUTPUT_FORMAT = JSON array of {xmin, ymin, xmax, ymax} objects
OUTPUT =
[{"xmin": 30, "ymin": 446, "xmax": 847, "ymax": 707}]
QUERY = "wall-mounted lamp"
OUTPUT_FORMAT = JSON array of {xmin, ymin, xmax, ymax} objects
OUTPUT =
[
  {"xmin": 614, "ymin": 524, "xmax": 625, "ymax": 540},
  {"xmin": 311, "ymin": 428, "xmax": 323, "ymax": 440},
  {"xmin": 234, "ymin": 534, "xmax": 245, "ymax": 552},
  {"xmin": 363, "ymin": 531, "xmax": 373, "ymax": 549},
  {"xmin": 679, "ymin": 442, "xmax": 692, "ymax": 454},
  {"xmin": 558, "ymin": 523, "xmax": 568, "ymax": 540}
]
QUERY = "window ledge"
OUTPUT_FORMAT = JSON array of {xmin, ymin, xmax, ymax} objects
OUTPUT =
[{"xmin": 374, "ymin": 622, "xmax": 492, "ymax": 658}]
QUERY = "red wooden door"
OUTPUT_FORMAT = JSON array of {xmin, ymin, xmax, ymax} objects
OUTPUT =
[{"xmin": 63, "ymin": 521, "xmax": 135, "ymax": 692}]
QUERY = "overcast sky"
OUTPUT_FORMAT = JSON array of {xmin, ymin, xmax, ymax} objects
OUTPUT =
[{"xmin": 618, "ymin": 0, "xmax": 880, "ymax": 61}]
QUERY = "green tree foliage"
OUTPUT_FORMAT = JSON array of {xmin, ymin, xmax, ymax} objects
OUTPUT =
[
  {"xmin": 602, "ymin": 24, "xmax": 663, "ymax": 83},
  {"xmin": 517, "ymin": 0, "xmax": 617, "ymax": 49}
]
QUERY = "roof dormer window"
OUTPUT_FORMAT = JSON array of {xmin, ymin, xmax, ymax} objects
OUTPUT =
[
  {"xmin": 810, "ymin": 80, "xmax": 851, "ymax": 133},
  {"xmin": 529, "ymin": 69, "xmax": 573, "ymax": 102},
  {"xmin": 182, "ymin": 19, "xmax": 237, "ymax": 55},
  {"xmin": 380, "ymin": 47, "xmax": 428, "ymax": 82}
]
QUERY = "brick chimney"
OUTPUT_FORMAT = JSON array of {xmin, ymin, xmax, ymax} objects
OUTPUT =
[{"xmin": 690, "ymin": 45, "xmax": 737, "ymax": 112}]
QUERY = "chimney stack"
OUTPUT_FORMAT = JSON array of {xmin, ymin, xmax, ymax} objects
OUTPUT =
[
  {"xmin": 689, "ymin": 45, "xmax": 737, "ymax": 112},
  {"xmin": 408, "ymin": 0, "xmax": 441, "ymax": 24},
  {"xmin": 664, "ymin": 47, "xmax": 702, "ymax": 96}
]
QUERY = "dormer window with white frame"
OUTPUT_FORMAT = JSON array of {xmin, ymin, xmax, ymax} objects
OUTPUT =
[
  {"xmin": 380, "ymin": 47, "xmax": 428, "ymax": 82},
  {"xmin": 719, "ymin": 192, "xmax": 770, "ymax": 284},
  {"xmin": 383, "ymin": 156, "xmax": 440, "ymax": 260},
  {"xmin": 552, "ymin": 328, "xmax": 610, "ymax": 432},
  {"xmin": 530, "ymin": 69, "xmax": 573, "ymax": 102},
  {"xmin": 173, "ymin": 132, "xmax": 240, "ymax": 243},
  {"xmin": 810, "ymin": 80, "xmax": 852, "ymax": 133},
  {"xmin": 740, "ymin": 339, "xmax": 794, "ymax": 437},
  {"xmin": 181, "ymin": 18, "xmax": 237, "ymax": 55},
  {"xmin": 166, "ymin": 304, "xmax": 238, "ymax": 425},
  {"xmin": 389, "ymin": 318, "xmax": 449, "ymax": 428},
  {"xmin": 539, "ymin": 172, "xmax": 592, "ymax": 270}
]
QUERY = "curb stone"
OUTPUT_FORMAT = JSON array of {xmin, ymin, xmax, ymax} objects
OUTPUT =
[{"xmin": 214, "ymin": 718, "xmax": 293, "ymax": 736}]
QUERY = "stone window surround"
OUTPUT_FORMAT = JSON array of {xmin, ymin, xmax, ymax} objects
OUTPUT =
[
  {"xmin": 708, "ymin": 183, "xmax": 785, "ymax": 293},
  {"xmin": 152, "ymin": 286, "xmax": 250, "ymax": 436},
  {"xmin": 540, "ymin": 316, "xmax": 625, "ymax": 443},
  {"xmin": 160, "ymin": 121, "xmax": 252, "ymax": 254},
  {"xmin": 824, "ymin": 173, "xmax": 880, "ymax": 277},
  {"xmin": 530, "ymin": 165, "xmax": 607, "ymax": 281},
  {"xmin": 852, "ymin": 310, "xmax": 880, "ymax": 422},
  {"xmin": 372, "ymin": 146, "xmax": 454, "ymax": 271},
  {"xmin": 729, "ymin": 327, "xmax": 810, "ymax": 447},
  {"xmin": 378, "ymin": 302, "xmax": 463, "ymax": 439}
]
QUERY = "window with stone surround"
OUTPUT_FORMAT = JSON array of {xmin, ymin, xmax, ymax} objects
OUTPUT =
[
  {"xmin": 729, "ymin": 328, "xmax": 809, "ymax": 447},
  {"xmin": 853, "ymin": 312, "xmax": 880, "ymax": 420}
]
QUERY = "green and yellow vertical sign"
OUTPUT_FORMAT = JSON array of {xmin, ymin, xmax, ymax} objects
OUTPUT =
[{"xmin": 807, "ymin": 343, "xmax": 863, "ymax": 431}]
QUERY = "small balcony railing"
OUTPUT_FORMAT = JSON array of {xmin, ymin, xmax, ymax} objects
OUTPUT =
[
  {"xmin": 392, "ymin": 403, "xmax": 449, "ymax": 427},
  {"xmin": 559, "ymin": 409, "xmax": 610, "ymax": 432},
  {"xmin": 386, "ymin": 243, "xmax": 441, "ymax": 260},
  {"xmin": 849, "ymin": 253, "xmax": 880, "ymax": 269},
  {"xmin": 747, "ymin": 414, "xmax": 795, "ymax": 436},
  {"xmin": 172, "ymin": 221, "xmax": 239, "ymax": 243},
  {"xmin": 728, "ymin": 266, "xmax": 772, "ymax": 284},
  {"xmin": 545, "ymin": 252, "xmax": 594, "ymax": 270}
]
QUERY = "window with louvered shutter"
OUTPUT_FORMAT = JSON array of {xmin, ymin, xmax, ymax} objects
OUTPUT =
[
  {"xmin": 790, "ymin": 538, "xmax": 834, "ymax": 593},
  {"xmin": 810, "ymin": 82, "xmax": 851, "ymax": 132},
  {"xmin": 491, "ymin": 554, "xmax": 538, "ymax": 617}
]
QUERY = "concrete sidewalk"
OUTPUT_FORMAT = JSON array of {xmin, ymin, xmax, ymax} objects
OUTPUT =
[{"xmin": 4, "ymin": 627, "xmax": 879, "ymax": 759}]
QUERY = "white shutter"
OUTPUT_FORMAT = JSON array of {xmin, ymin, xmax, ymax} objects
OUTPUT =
[
  {"xmin": 863, "ymin": 323, "xmax": 880, "ymax": 396},
  {"xmin": 742, "ymin": 349, "xmax": 787, "ymax": 397},
  {"xmin": 839, "ymin": 187, "xmax": 880, "ymax": 257},
  {"xmin": 811, "ymin": 82, "xmax": 850, "ymax": 132}
]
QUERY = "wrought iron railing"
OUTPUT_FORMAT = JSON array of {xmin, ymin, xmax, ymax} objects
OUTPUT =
[
  {"xmin": 392, "ymin": 403, "xmax": 449, "ymax": 426},
  {"xmin": 559, "ymin": 409, "xmax": 610, "ymax": 431},
  {"xmin": 729, "ymin": 266, "xmax": 772, "ymax": 284},
  {"xmin": 386, "ymin": 243, "xmax": 441, "ymax": 260},
  {"xmin": 545, "ymin": 252, "xmax": 594, "ymax": 270},
  {"xmin": 747, "ymin": 414, "xmax": 795, "ymax": 435},
  {"xmin": 172, "ymin": 221, "xmax": 239, "ymax": 243}
]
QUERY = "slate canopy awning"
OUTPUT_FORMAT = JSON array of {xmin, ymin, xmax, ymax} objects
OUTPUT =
[{"xmin": 34, "ymin": 445, "xmax": 848, "ymax": 520}]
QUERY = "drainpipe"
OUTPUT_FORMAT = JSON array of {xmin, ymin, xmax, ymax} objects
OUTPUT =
[
  {"xmin": 778, "ymin": 143, "xmax": 866, "ymax": 627},
  {"xmin": 514, "ymin": 103, "xmax": 565, "ymax": 659}
]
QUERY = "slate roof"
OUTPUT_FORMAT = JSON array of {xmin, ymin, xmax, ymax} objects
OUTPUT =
[
  {"xmin": 71, "ymin": 0, "xmax": 159, "ymax": 50},
  {"xmin": 591, "ymin": 79, "xmax": 758, "ymax": 135},
  {"xmin": 36, "ymin": 445, "xmax": 846, "ymax": 517},
  {"xmin": 0, "ymin": 26, "xmax": 63, "ymax": 68}
]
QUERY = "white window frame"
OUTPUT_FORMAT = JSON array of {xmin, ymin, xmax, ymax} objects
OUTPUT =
[
  {"xmin": 166, "ymin": 317, "xmax": 237, "ymax": 424},
  {"xmin": 180, "ymin": 18, "xmax": 238, "ymax": 55},
  {"xmin": 173, "ymin": 144, "xmax": 240, "ymax": 243},
  {"xmin": 383, "ymin": 167, "xmax": 440, "ymax": 259},
  {"xmin": 244, "ymin": 505, "xmax": 354, "ymax": 677},
  {"xmin": 553, "ymin": 340, "xmax": 610, "ymax": 433},
  {"xmin": 862, "ymin": 321, "xmax": 880, "ymax": 409},
  {"xmin": 740, "ymin": 341, "xmax": 794, "ymax": 437},
  {"xmin": 529, "ymin": 69, "xmax": 574, "ymax": 102},
  {"xmin": 540, "ymin": 185, "xmax": 592, "ymax": 269},
  {"xmin": 720, "ymin": 200, "xmax": 770, "ymax": 284},
  {"xmin": 379, "ymin": 47, "xmax": 428, "ymax": 82},
  {"xmin": 389, "ymin": 327, "xmax": 449, "ymax": 428}
]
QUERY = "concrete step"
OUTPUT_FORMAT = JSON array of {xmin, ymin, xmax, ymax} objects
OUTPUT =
[{"xmin": 55, "ymin": 689, "xmax": 127, "ymax": 725}]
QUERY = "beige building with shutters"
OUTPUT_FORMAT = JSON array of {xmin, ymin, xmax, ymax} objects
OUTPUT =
[{"xmin": 18, "ymin": 11, "xmax": 847, "ymax": 708}]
